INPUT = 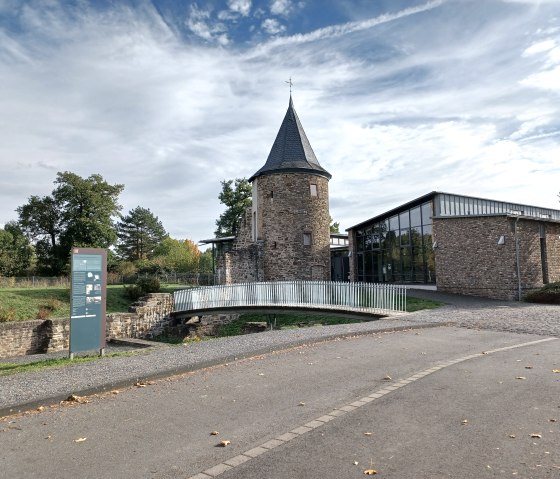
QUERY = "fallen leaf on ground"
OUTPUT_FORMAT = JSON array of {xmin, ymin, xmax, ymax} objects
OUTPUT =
[
  {"xmin": 74, "ymin": 437, "xmax": 87, "ymax": 443},
  {"xmin": 530, "ymin": 433, "xmax": 542, "ymax": 438},
  {"xmin": 135, "ymin": 382, "xmax": 146, "ymax": 388},
  {"xmin": 461, "ymin": 420, "xmax": 468, "ymax": 425},
  {"xmin": 210, "ymin": 431, "xmax": 219, "ymax": 436},
  {"xmin": 65, "ymin": 394, "xmax": 88, "ymax": 404},
  {"xmin": 364, "ymin": 432, "xmax": 373, "ymax": 436},
  {"xmin": 525, "ymin": 366, "xmax": 533, "ymax": 369},
  {"xmin": 37, "ymin": 406, "xmax": 45, "ymax": 412},
  {"xmin": 219, "ymin": 440, "xmax": 231, "ymax": 447},
  {"xmin": 550, "ymin": 419, "xmax": 557, "ymax": 423},
  {"xmin": 553, "ymin": 370, "xmax": 560, "ymax": 373},
  {"xmin": 509, "ymin": 435, "xmax": 516, "ymax": 438},
  {"xmin": 364, "ymin": 469, "xmax": 377, "ymax": 475},
  {"xmin": 515, "ymin": 377, "xmax": 526, "ymax": 380},
  {"xmin": 298, "ymin": 402, "xmax": 306, "ymax": 406},
  {"xmin": 382, "ymin": 375, "xmax": 392, "ymax": 381},
  {"xmin": 353, "ymin": 461, "xmax": 359, "ymax": 465},
  {"xmin": 111, "ymin": 390, "xmax": 120, "ymax": 395}
]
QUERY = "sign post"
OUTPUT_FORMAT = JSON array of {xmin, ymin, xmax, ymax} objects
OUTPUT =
[{"xmin": 69, "ymin": 248, "xmax": 107, "ymax": 358}]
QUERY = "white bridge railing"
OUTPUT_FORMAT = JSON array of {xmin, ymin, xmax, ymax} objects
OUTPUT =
[{"xmin": 173, "ymin": 281, "xmax": 407, "ymax": 315}]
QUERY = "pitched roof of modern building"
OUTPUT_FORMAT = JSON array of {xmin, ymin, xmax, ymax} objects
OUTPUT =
[
  {"xmin": 346, "ymin": 191, "xmax": 560, "ymax": 231},
  {"xmin": 249, "ymin": 96, "xmax": 331, "ymax": 182}
]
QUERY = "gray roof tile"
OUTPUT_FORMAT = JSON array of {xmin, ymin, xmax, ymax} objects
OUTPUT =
[{"xmin": 249, "ymin": 96, "xmax": 331, "ymax": 181}]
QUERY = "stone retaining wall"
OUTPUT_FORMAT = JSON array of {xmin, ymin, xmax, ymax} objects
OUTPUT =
[{"xmin": 0, "ymin": 293, "xmax": 239, "ymax": 358}]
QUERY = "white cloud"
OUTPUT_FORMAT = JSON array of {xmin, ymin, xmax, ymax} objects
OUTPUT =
[
  {"xmin": 262, "ymin": 18, "xmax": 285, "ymax": 35},
  {"xmin": 270, "ymin": 0, "xmax": 292, "ymax": 16},
  {"xmin": 521, "ymin": 65, "xmax": 560, "ymax": 92},
  {"xmin": 246, "ymin": 0, "xmax": 446, "ymax": 58},
  {"xmin": 522, "ymin": 39, "xmax": 556, "ymax": 56},
  {"xmin": 1, "ymin": 0, "xmax": 560, "ymax": 242},
  {"xmin": 186, "ymin": 3, "xmax": 229, "ymax": 44},
  {"xmin": 228, "ymin": 0, "xmax": 252, "ymax": 17}
]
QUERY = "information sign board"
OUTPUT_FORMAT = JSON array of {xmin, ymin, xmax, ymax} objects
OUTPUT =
[{"xmin": 69, "ymin": 248, "xmax": 107, "ymax": 356}]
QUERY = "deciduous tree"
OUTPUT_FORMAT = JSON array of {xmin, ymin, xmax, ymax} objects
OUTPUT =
[
  {"xmin": 16, "ymin": 171, "xmax": 123, "ymax": 275},
  {"xmin": 152, "ymin": 238, "xmax": 201, "ymax": 273},
  {"xmin": 0, "ymin": 222, "xmax": 33, "ymax": 276},
  {"xmin": 214, "ymin": 178, "xmax": 252, "ymax": 238}
]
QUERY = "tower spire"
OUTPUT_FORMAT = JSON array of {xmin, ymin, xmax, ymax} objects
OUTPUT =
[
  {"xmin": 285, "ymin": 77, "xmax": 293, "ymax": 96},
  {"xmin": 248, "ymin": 93, "xmax": 331, "ymax": 182}
]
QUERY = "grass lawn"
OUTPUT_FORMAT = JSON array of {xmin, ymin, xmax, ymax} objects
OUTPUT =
[
  {"xmin": 215, "ymin": 295, "xmax": 444, "ymax": 337},
  {"xmin": 0, "ymin": 284, "xmax": 188, "ymax": 322},
  {"xmin": 0, "ymin": 284, "xmax": 442, "ymax": 323},
  {"xmin": 0, "ymin": 351, "xmax": 140, "ymax": 377},
  {"xmin": 406, "ymin": 295, "xmax": 444, "ymax": 312}
]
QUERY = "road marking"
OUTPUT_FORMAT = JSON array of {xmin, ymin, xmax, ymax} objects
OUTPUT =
[{"xmin": 186, "ymin": 336, "xmax": 557, "ymax": 479}]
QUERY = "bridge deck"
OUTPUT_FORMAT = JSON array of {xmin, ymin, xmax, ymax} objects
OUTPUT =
[
  {"xmin": 173, "ymin": 281, "xmax": 407, "ymax": 318},
  {"xmin": 171, "ymin": 304, "xmax": 406, "ymax": 321}
]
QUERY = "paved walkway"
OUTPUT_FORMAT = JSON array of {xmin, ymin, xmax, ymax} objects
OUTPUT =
[
  {"xmin": 1, "ymin": 291, "xmax": 558, "ymax": 417},
  {"xmin": 406, "ymin": 289, "xmax": 560, "ymax": 337}
]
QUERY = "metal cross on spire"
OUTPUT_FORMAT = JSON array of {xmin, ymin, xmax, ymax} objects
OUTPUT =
[{"xmin": 285, "ymin": 77, "xmax": 293, "ymax": 95}]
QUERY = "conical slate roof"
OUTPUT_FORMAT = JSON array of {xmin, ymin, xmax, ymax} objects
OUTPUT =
[{"xmin": 249, "ymin": 96, "xmax": 331, "ymax": 182}]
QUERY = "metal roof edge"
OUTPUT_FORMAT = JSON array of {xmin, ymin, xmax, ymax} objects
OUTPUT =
[{"xmin": 346, "ymin": 191, "xmax": 439, "ymax": 231}]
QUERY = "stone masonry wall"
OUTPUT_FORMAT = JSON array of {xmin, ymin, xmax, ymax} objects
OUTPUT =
[
  {"xmin": 230, "ymin": 208, "xmax": 264, "ymax": 283},
  {"xmin": 545, "ymin": 222, "xmax": 560, "ymax": 283},
  {"xmin": 434, "ymin": 216, "xmax": 559, "ymax": 300},
  {"xmin": 347, "ymin": 229, "xmax": 356, "ymax": 282},
  {"xmin": 0, "ymin": 293, "xmax": 241, "ymax": 358},
  {"xmin": 256, "ymin": 172, "xmax": 331, "ymax": 281}
]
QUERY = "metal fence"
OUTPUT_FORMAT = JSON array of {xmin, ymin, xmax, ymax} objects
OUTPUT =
[
  {"xmin": 0, "ymin": 272, "xmax": 214, "ymax": 288},
  {"xmin": 174, "ymin": 281, "xmax": 407, "ymax": 315}
]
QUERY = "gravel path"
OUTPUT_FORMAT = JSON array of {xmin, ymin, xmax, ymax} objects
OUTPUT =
[
  {"xmin": 406, "ymin": 289, "xmax": 560, "ymax": 337},
  {"xmin": 0, "ymin": 317, "xmax": 431, "ymax": 415},
  {"xmin": 1, "ymin": 290, "xmax": 558, "ymax": 416}
]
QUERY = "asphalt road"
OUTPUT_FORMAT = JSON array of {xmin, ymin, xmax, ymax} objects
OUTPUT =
[{"xmin": 1, "ymin": 326, "xmax": 558, "ymax": 479}]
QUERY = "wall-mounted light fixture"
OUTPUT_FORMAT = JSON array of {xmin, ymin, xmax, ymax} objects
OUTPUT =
[
  {"xmin": 497, "ymin": 235, "xmax": 505, "ymax": 245},
  {"xmin": 432, "ymin": 241, "xmax": 438, "ymax": 249}
]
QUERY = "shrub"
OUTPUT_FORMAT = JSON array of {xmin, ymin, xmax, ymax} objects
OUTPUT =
[
  {"xmin": 136, "ymin": 277, "xmax": 161, "ymax": 294},
  {"xmin": 123, "ymin": 277, "xmax": 161, "ymax": 301},
  {"xmin": 525, "ymin": 282, "xmax": 560, "ymax": 304},
  {"xmin": 123, "ymin": 284, "xmax": 145, "ymax": 301}
]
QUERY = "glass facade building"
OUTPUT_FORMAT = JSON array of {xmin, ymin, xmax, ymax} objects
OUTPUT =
[
  {"xmin": 349, "ymin": 191, "xmax": 560, "ymax": 285},
  {"xmin": 353, "ymin": 198, "xmax": 435, "ymax": 284}
]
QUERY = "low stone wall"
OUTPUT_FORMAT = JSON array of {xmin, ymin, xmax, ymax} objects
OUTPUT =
[
  {"xmin": 0, "ymin": 293, "xmax": 240, "ymax": 358},
  {"xmin": 0, "ymin": 319, "xmax": 67, "ymax": 358},
  {"xmin": 169, "ymin": 313, "xmax": 240, "ymax": 338},
  {"xmin": 0, "ymin": 293, "xmax": 175, "ymax": 358}
]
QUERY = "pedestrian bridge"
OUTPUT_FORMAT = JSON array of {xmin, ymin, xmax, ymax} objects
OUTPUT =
[{"xmin": 172, "ymin": 281, "xmax": 407, "ymax": 318}]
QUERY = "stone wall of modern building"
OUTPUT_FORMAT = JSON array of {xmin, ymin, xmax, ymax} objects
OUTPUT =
[
  {"xmin": 433, "ymin": 216, "xmax": 559, "ymax": 300},
  {"xmin": 255, "ymin": 172, "xmax": 331, "ymax": 281},
  {"xmin": 347, "ymin": 230, "xmax": 356, "ymax": 282},
  {"xmin": 545, "ymin": 222, "xmax": 560, "ymax": 283}
]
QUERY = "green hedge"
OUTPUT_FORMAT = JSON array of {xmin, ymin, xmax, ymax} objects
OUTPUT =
[{"xmin": 525, "ymin": 282, "xmax": 560, "ymax": 304}]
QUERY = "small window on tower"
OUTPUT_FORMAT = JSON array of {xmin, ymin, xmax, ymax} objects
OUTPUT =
[
  {"xmin": 303, "ymin": 233, "xmax": 312, "ymax": 246},
  {"xmin": 310, "ymin": 184, "xmax": 318, "ymax": 197}
]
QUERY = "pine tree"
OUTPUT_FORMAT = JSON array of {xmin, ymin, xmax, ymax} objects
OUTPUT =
[{"xmin": 116, "ymin": 206, "xmax": 167, "ymax": 261}]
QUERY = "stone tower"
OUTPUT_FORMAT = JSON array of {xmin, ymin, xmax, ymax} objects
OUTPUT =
[{"xmin": 248, "ymin": 96, "xmax": 332, "ymax": 281}]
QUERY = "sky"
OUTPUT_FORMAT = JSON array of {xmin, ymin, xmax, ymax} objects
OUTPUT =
[{"xmin": 1, "ymin": 0, "xmax": 559, "ymax": 246}]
